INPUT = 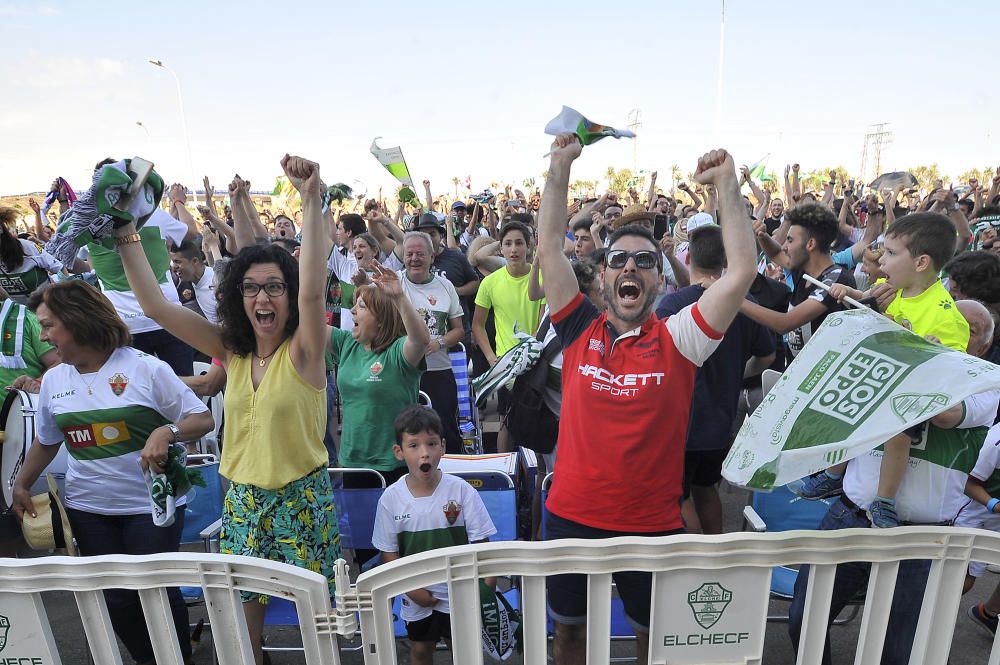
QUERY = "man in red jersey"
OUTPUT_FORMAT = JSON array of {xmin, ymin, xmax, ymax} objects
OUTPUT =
[{"xmin": 536, "ymin": 133, "xmax": 757, "ymax": 665}]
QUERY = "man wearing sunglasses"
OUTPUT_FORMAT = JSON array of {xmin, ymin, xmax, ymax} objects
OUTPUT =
[{"xmin": 536, "ymin": 133, "xmax": 757, "ymax": 665}]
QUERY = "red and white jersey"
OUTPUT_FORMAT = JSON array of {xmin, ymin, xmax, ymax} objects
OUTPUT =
[{"xmin": 547, "ymin": 293, "xmax": 722, "ymax": 532}]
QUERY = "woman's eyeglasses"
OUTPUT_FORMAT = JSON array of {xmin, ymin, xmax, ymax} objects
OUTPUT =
[
  {"xmin": 606, "ymin": 250, "xmax": 660, "ymax": 270},
  {"xmin": 239, "ymin": 282, "xmax": 287, "ymax": 297}
]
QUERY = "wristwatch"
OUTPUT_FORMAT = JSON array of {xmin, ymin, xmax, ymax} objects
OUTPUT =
[{"xmin": 165, "ymin": 423, "xmax": 182, "ymax": 443}]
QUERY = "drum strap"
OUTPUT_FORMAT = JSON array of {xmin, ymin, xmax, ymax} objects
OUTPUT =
[{"xmin": 0, "ymin": 299, "xmax": 27, "ymax": 369}]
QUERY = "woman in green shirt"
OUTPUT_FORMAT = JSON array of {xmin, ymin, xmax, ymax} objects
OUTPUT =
[{"xmin": 331, "ymin": 261, "xmax": 429, "ymax": 482}]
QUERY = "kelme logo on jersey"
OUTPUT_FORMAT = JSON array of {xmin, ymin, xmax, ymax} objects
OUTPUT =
[
  {"xmin": 687, "ymin": 582, "xmax": 732, "ymax": 629},
  {"xmin": 109, "ymin": 373, "xmax": 129, "ymax": 396},
  {"xmin": 64, "ymin": 421, "xmax": 131, "ymax": 449}
]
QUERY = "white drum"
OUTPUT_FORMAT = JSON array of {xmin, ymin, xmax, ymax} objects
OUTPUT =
[{"xmin": 0, "ymin": 389, "xmax": 68, "ymax": 510}]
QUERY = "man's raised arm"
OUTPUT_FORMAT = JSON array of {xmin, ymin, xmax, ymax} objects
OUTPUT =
[
  {"xmin": 692, "ymin": 149, "xmax": 757, "ymax": 332},
  {"xmin": 538, "ymin": 134, "xmax": 585, "ymax": 315}
]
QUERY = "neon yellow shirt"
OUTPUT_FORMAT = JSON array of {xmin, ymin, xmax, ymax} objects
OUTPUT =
[
  {"xmin": 475, "ymin": 266, "xmax": 542, "ymax": 357},
  {"xmin": 885, "ymin": 280, "xmax": 970, "ymax": 352}
]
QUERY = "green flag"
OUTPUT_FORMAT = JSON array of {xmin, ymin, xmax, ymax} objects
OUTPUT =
[{"xmin": 370, "ymin": 138, "xmax": 414, "ymax": 187}]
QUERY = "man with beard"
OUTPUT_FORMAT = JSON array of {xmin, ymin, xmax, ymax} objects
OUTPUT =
[
  {"xmin": 764, "ymin": 197, "xmax": 785, "ymax": 236},
  {"xmin": 536, "ymin": 133, "xmax": 757, "ymax": 665},
  {"xmin": 741, "ymin": 202, "xmax": 856, "ymax": 363}
]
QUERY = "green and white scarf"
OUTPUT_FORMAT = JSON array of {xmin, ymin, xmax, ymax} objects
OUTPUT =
[{"xmin": 0, "ymin": 299, "xmax": 28, "ymax": 370}]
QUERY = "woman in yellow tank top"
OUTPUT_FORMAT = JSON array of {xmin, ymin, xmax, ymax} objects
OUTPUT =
[{"xmin": 117, "ymin": 155, "xmax": 336, "ymax": 665}]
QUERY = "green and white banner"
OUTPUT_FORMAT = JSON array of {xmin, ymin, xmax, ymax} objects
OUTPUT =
[
  {"xmin": 722, "ymin": 309, "xmax": 1000, "ymax": 491},
  {"xmin": 370, "ymin": 137, "xmax": 414, "ymax": 187}
]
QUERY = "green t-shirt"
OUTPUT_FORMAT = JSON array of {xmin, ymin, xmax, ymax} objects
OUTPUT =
[
  {"xmin": 474, "ymin": 266, "xmax": 542, "ymax": 357},
  {"xmin": 0, "ymin": 311, "xmax": 52, "ymax": 387},
  {"xmin": 329, "ymin": 329, "xmax": 424, "ymax": 471},
  {"xmin": 884, "ymin": 280, "xmax": 970, "ymax": 352}
]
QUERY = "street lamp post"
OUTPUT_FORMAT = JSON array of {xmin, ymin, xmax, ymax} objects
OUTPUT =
[
  {"xmin": 148, "ymin": 58, "xmax": 196, "ymax": 190},
  {"xmin": 714, "ymin": 0, "xmax": 726, "ymax": 144}
]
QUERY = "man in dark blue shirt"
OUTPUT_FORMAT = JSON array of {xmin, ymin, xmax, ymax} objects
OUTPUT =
[{"xmin": 657, "ymin": 224, "xmax": 775, "ymax": 533}]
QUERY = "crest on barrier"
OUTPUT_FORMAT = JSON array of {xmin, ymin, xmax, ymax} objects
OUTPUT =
[
  {"xmin": 0, "ymin": 614, "xmax": 9, "ymax": 651},
  {"xmin": 687, "ymin": 583, "xmax": 732, "ymax": 629}
]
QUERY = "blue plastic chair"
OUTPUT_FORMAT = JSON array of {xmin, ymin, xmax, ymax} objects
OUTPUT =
[
  {"xmin": 743, "ymin": 484, "xmax": 861, "ymax": 623},
  {"xmin": 263, "ymin": 468, "xmax": 385, "ymax": 636}
]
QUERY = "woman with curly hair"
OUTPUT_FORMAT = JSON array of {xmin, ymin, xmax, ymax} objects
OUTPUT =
[{"xmin": 117, "ymin": 155, "xmax": 338, "ymax": 665}]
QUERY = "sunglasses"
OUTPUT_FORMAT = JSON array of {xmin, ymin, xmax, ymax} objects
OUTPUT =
[
  {"xmin": 606, "ymin": 249, "xmax": 660, "ymax": 270},
  {"xmin": 239, "ymin": 282, "xmax": 287, "ymax": 297}
]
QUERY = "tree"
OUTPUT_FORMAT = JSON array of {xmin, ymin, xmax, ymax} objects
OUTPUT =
[
  {"xmin": 798, "ymin": 166, "xmax": 850, "ymax": 195},
  {"xmin": 569, "ymin": 179, "xmax": 597, "ymax": 198},
  {"xmin": 956, "ymin": 166, "xmax": 996, "ymax": 190},
  {"xmin": 522, "ymin": 177, "xmax": 536, "ymax": 192},
  {"xmin": 451, "ymin": 177, "xmax": 460, "ymax": 198},
  {"xmin": 908, "ymin": 164, "xmax": 942, "ymax": 193},
  {"xmin": 604, "ymin": 167, "xmax": 646, "ymax": 197}
]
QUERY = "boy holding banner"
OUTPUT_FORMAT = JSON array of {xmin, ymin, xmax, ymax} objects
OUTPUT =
[{"xmin": 796, "ymin": 213, "xmax": 969, "ymax": 527}]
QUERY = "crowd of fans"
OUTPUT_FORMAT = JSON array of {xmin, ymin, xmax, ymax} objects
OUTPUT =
[{"xmin": 2, "ymin": 141, "xmax": 1000, "ymax": 664}]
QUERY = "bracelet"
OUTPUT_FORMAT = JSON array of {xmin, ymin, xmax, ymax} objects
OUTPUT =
[
  {"xmin": 988, "ymin": 498, "xmax": 999, "ymax": 513},
  {"xmin": 114, "ymin": 233, "xmax": 142, "ymax": 246}
]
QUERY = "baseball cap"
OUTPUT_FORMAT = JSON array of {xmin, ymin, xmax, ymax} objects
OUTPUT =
[
  {"xmin": 686, "ymin": 212, "xmax": 715, "ymax": 233},
  {"xmin": 451, "ymin": 201, "xmax": 467, "ymax": 211}
]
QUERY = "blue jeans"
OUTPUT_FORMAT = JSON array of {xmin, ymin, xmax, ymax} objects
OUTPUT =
[
  {"xmin": 67, "ymin": 507, "xmax": 192, "ymax": 664},
  {"xmin": 132, "ymin": 328, "xmax": 194, "ymax": 376},
  {"xmin": 787, "ymin": 498, "xmax": 930, "ymax": 665}
]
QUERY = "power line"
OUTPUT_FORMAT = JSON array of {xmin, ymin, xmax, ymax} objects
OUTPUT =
[
  {"xmin": 627, "ymin": 109, "xmax": 642, "ymax": 173},
  {"xmin": 860, "ymin": 123, "xmax": 892, "ymax": 182}
]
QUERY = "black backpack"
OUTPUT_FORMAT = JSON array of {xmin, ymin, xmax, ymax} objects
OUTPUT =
[{"xmin": 503, "ymin": 317, "xmax": 561, "ymax": 454}]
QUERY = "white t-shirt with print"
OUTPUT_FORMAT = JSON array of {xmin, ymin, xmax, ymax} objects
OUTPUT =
[
  {"xmin": 372, "ymin": 472, "xmax": 496, "ymax": 621},
  {"xmin": 36, "ymin": 347, "xmax": 208, "ymax": 514}
]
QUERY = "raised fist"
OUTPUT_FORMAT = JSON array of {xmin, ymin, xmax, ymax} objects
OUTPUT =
[
  {"xmin": 28, "ymin": 198, "xmax": 40, "ymax": 214},
  {"xmin": 280, "ymin": 154, "xmax": 321, "ymax": 197},
  {"xmin": 168, "ymin": 183, "xmax": 187, "ymax": 204},
  {"xmin": 549, "ymin": 133, "xmax": 582, "ymax": 164},
  {"xmin": 693, "ymin": 149, "xmax": 737, "ymax": 187}
]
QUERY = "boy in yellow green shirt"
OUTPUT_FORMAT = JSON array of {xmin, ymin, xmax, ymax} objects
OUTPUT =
[{"xmin": 796, "ymin": 213, "xmax": 970, "ymax": 527}]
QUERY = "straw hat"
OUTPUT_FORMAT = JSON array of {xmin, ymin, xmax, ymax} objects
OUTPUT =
[
  {"xmin": 612, "ymin": 203, "xmax": 655, "ymax": 230},
  {"xmin": 22, "ymin": 474, "xmax": 76, "ymax": 556}
]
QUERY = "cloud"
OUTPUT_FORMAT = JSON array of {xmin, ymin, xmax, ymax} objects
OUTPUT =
[
  {"xmin": 0, "ymin": 4, "xmax": 62, "ymax": 16},
  {"xmin": 3, "ymin": 54, "xmax": 127, "ymax": 89}
]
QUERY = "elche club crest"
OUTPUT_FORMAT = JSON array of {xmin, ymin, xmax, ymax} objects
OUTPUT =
[
  {"xmin": 442, "ymin": 500, "xmax": 462, "ymax": 525},
  {"xmin": 109, "ymin": 373, "xmax": 129, "ymax": 396},
  {"xmin": 687, "ymin": 582, "xmax": 732, "ymax": 629}
]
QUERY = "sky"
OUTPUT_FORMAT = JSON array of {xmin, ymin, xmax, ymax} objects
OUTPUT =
[{"xmin": 2, "ymin": 0, "xmax": 997, "ymax": 198}]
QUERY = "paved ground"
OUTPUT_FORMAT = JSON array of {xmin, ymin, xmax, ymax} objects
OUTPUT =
[{"xmin": 26, "ymin": 479, "xmax": 999, "ymax": 664}]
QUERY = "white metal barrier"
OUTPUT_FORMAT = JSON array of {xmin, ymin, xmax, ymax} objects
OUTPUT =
[
  {"xmin": 334, "ymin": 527, "xmax": 1000, "ymax": 665},
  {"xmin": 6, "ymin": 529, "xmax": 1000, "ymax": 664},
  {"xmin": 0, "ymin": 552, "xmax": 350, "ymax": 665}
]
